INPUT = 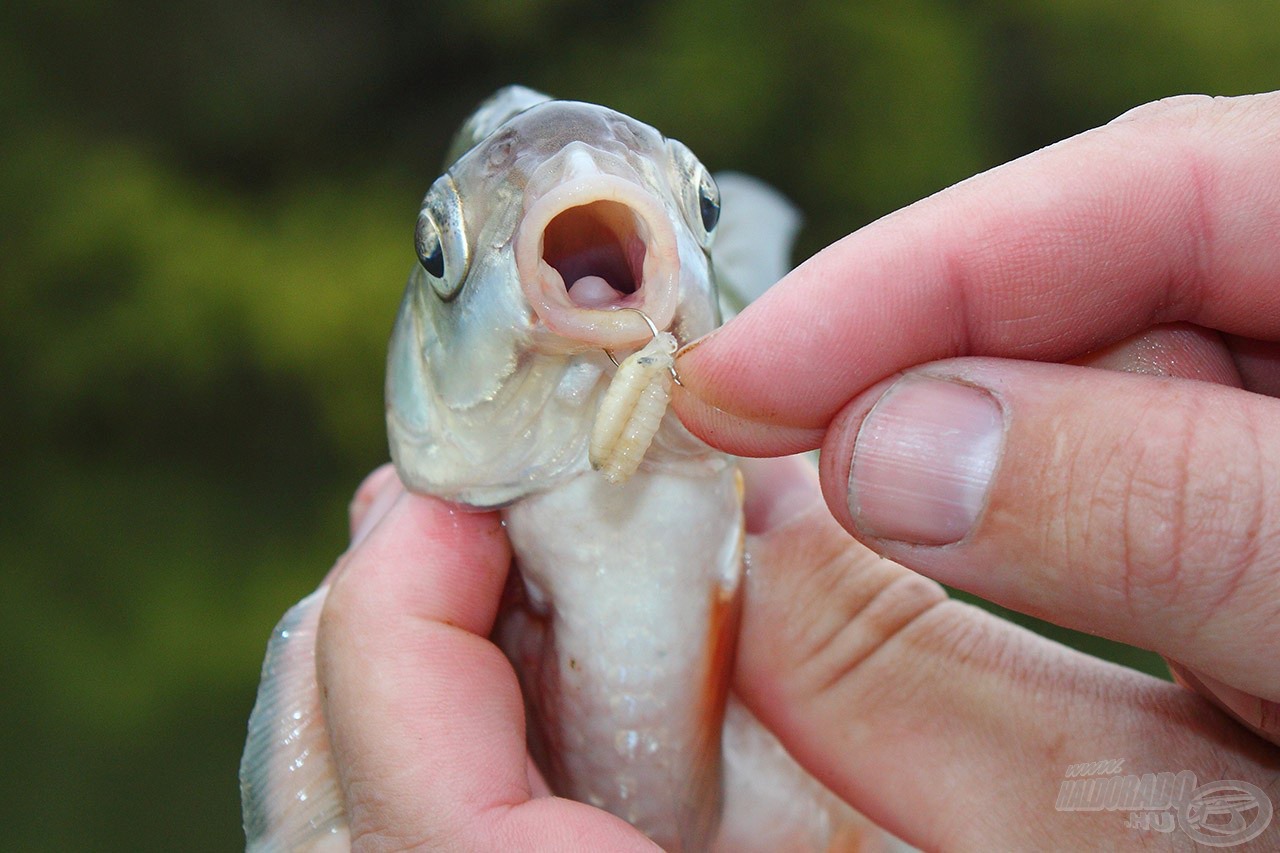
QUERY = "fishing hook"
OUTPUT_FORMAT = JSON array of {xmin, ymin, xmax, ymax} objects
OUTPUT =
[{"xmin": 603, "ymin": 308, "xmax": 683, "ymax": 386}]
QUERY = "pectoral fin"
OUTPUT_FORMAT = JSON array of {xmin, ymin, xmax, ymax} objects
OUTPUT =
[{"xmin": 711, "ymin": 172, "xmax": 802, "ymax": 320}]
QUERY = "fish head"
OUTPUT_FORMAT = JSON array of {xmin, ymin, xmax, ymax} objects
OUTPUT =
[{"xmin": 387, "ymin": 87, "xmax": 724, "ymax": 507}]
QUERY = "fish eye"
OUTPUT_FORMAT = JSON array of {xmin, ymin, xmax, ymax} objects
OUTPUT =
[
  {"xmin": 666, "ymin": 138, "xmax": 718, "ymax": 249},
  {"xmin": 415, "ymin": 174, "xmax": 469, "ymax": 300},
  {"xmin": 416, "ymin": 218, "xmax": 446, "ymax": 279},
  {"xmin": 697, "ymin": 173, "xmax": 720, "ymax": 234}
]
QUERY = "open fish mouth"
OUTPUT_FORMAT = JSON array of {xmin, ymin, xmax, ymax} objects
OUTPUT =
[
  {"xmin": 516, "ymin": 144, "xmax": 680, "ymax": 349},
  {"xmin": 544, "ymin": 201, "xmax": 647, "ymax": 308}
]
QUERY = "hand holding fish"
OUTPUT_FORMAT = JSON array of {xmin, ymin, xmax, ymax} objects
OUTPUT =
[
  {"xmin": 314, "ymin": 450, "xmax": 1279, "ymax": 851},
  {"xmin": 315, "ymin": 461, "xmax": 929, "ymax": 852},
  {"xmin": 676, "ymin": 92, "xmax": 1280, "ymax": 846},
  {"xmin": 310, "ymin": 465, "xmax": 660, "ymax": 852}
]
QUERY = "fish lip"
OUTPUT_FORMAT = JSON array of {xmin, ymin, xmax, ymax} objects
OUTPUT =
[{"xmin": 516, "ymin": 169, "xmax": 679, "ymax": 350}]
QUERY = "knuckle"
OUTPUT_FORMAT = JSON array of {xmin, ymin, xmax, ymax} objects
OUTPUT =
[
  {"xmin": 1090, "ymin": 391, "xmax": 1275, "ymax": 625},
  {"xmin": 1115, "ymin": 405, "xmax": 1190, "ymax": 615},
  {"xmin": 1190, "ymin": 405, "xmax": 1280, "ymax": 630},
  {"xmin": 1041, "ymin": 420, "xmax": 1111, "ymax": 583}
]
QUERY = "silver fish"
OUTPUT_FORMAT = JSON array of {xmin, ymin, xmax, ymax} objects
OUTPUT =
[{"xmin": 241, "ymin": 87, "xmax": 908, "ymax": 852}]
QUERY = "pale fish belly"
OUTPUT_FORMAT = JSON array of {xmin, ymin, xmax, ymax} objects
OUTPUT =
[{"xmin": 498, "ymin": 463, "xmax": 744, "ymax": 852}]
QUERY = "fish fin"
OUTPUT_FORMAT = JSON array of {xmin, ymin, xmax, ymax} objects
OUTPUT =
[
  {"xmin": 444, "ymin": 85, "xmax": 552, "ymax": 166},
  {"xmin": 240, "ymin": 589, "xmax": 350, "ymax": 853},
  {"xmin": 711, "ymin": 172, "xmax": 802, "ymax": 321},
  {"xmin": 683, "ymin": 487, "xmax": 746, "ymax": 850},
  {"xmin": 696, "ymin": 468, "xmax": 744, "ymax": 744}
]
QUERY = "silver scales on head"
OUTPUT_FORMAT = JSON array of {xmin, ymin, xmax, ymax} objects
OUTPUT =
[{"xmin": 240, "ymin": 86, "xmax": 912, "ymax": 852}]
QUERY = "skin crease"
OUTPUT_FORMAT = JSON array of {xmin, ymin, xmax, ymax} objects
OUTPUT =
[{"xmin": 316, "ymin": 93, "xmax": 1280, "ymax": 850}]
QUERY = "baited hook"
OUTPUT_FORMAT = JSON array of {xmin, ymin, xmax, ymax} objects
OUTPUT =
[{"xmin": 603, "ymin": 308, "xmax": 683, "ymax": 386}]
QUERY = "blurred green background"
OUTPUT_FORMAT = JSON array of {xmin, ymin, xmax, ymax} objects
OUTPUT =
[{"xmin": 3, "ymin": 1, "xmax": 1277, "ymax": 849}]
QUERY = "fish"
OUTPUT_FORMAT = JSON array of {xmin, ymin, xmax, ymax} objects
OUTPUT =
[{"xmin": 240, "ymin": 86, "xmax": 911, "ymax": 852}]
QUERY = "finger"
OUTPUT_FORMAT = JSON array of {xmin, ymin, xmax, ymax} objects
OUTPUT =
[
  {"xmin": 1227, "ymin": 334, "xmax": 1280, "ymax": 397},
  {"xmin": 1067, "ymin": 324, "xmax": 1280, "ymax": 735},
  {"xmin": 323, "ymin": 464, "xmax": 404, "ymax": 588},
  {"xmin": 320, "ymin": 489, "xmax": 517, "ymax": 843},
  {"xmin": 674, "ymin": 92, "xmax": 1280, "ymax": 455},
  {"xmin": 347, "ymin": 463, "xmax": 398, "ymax": 541},
  {"xmin": 1069, "ymin": 321, "xmax": 1239, "ymax": 384},
  {"xmin": 820, "ymin": 358, "xmax": 1280, "ymax": 706},
  {"xmin": 735, "ymin": 457, "xmax": 1280, "ymax": 850},
  {"xmin": 317, "ymin": 488, "xmax": 653, "ymax": 851},
  {"xmin": 741, "ymin": 454, "xmax": 821, "ymax": 534},
  {"xmin": 1168, "ymin": 661, "xmax": 1280, "ymax": 744},
  {"xmin": 241, "ymin": 466, "xmax": 415, "ymax": 851}
]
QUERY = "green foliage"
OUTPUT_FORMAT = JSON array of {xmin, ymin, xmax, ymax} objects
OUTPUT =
[{"xmin": 3, "ymin": 1, "xmax": 1277, "ymax": 848}]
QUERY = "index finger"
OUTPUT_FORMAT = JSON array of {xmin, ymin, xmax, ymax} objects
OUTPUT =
[{"xmin": 675, "ymin": 92, "xmax": 1280, "ymax": 456}]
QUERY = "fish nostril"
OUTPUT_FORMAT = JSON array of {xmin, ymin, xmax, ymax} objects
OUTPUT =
[{"xmin": 541, "ymin": 201, "xmax": 648, "ymax": 306}]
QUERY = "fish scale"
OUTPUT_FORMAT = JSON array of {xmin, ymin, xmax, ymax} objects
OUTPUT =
[{"xmin": 502, "ymin": 465, "xmax": 742, "ymax": 850}]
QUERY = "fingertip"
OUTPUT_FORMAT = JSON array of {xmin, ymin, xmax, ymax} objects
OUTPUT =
[
  {"xmin": 674, "ymin": 308, "xmax": 831, "ymax": 456},
  {"xmin": 348, "ymin": 463, "xmax": 400, "ymax": 540},
  {"xmin": 331, "ymin": 492, "xmax": 512, "ymax": 640},
  {"xmin": 672, "ymin": 383, "xmax": 824, "ymax": 457},
  {"xmin": 324, "ymin": 466, "xmax": 406, "ymax": 587}
]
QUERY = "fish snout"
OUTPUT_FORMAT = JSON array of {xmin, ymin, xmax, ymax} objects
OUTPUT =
[{"xmin": 516, "ymin": 143, "xmax": 680, "ymax": 349}]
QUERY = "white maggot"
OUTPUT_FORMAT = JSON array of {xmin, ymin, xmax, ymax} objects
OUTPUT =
[{"xmin": 589, "ymin": 330, "xmax": 678, "ymax": 484}]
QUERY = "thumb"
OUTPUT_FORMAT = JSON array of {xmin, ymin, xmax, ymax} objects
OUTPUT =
[{"xmin": 819, "ymin": 357, "xmax": 1280, "ymax": 711}]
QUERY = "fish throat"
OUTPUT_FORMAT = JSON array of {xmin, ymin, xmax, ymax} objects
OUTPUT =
[{"xmin": 543, "ymin": 200, "xmax": 649, "ymax": 309}]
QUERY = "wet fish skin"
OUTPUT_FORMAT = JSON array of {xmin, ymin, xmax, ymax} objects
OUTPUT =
[{"xmin": 394, "ymin": 86, "xmax": 742, "ymax": 850}]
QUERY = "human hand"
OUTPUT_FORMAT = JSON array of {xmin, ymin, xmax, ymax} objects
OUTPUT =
[
  {"xmin": 281, "ymin": 94, "xmax": 1280, "ymax": 851},
  {"xmin": 309, "ymin": 452, "xmax": 1273, "ymax": 852},
  {"xmin": 673, "ymin": 93, "xmax": 1280, "ymax": 847},
  {"xmin": 314, "ymin": 465, "xmax": 659, "ymax": 851}
]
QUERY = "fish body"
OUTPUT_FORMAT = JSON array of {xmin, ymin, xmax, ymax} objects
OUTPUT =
[
  {"xmin": 501, "ymin": 464, "xmax": 742, "ymax": 849},
  {"xmin": 241, "ymin": 87, "xmax": 905, "ymax": 852},
  {"xmin": 389, "ymin": 87, "xmax": 746, "ymax": 850}
]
